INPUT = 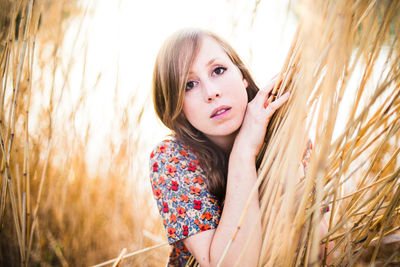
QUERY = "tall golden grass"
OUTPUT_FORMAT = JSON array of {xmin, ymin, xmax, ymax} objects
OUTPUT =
[
  {"xmin": 2, "ymin": 0, "xmax": 400, "ymax": 266},
  {"xmin": 0, "ymin": 0, "xmax": 167, "ymax": 266},
  {"xmin": 248, "ymin": 0, "xmax": 400, "ymax": 266},
  {"xmin": 98, "ymin": 0, "xmax": 400, "ymax": 265}
]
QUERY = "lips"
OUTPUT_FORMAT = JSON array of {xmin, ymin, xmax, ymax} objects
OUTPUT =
[{"xmin": 210, "ymin": 105, "xmax": 231, "ymax": 118}]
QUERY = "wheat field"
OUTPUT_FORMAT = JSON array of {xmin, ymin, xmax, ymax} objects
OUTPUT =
[
  {"xmin": 1, "ymin": 0, "xmax": 399, "ymax": 266},
  {"xmin": 0, "ymin": 0, "xmax": 168, "ymax": 266}
]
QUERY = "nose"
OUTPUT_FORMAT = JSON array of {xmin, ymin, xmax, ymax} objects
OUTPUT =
[
  {"xmin": 206, "ymin": 92, "xmax": 220, "ymax": 102},
  {"xmin": 203, "ymin": 81, "xmax": 221, "ymax": 102}
]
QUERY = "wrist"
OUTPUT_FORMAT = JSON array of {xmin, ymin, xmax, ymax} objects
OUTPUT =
[
  {"xmin": 231, "ymin": 133, "xmax": 259, "ymax": 159},
  {"xmin": 230, "ymin": 141, "xmax": 257, "ymax": 163}
]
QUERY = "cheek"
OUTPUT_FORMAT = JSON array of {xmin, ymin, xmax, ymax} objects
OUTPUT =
[
  {"xmin": 237, "ymin": 87, "xmax": 249, "ymax": 111},
  {"xmin": 235, "ymin": 90, "xmax": 249, "ymax": 122},
  {"xmin": 182, "ymin": 97, "xmax": 200, "ymax": 126}
]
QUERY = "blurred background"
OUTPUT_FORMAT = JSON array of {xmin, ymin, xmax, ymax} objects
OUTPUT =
[{"xmin": 0, "ymin": 0, "xmax": 298, "ymax": 265}]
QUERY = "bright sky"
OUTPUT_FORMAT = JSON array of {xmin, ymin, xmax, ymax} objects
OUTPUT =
[
  {"xmin": 32, "ymin": 0, "xmax": 395, "ymax": 184},
  {"xmin": 55, "ymin": 0, "xmax": 297, "ymax": 176}
]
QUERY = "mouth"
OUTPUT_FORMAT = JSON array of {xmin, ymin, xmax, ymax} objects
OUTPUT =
[{"xmin": 210, "ymin": 106, "xmax": 232, "ymax": 118}]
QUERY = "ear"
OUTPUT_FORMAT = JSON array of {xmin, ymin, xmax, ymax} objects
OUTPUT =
[{"xmin": 242, "ymin": 78, "xmax": 248, "ymax": 88}]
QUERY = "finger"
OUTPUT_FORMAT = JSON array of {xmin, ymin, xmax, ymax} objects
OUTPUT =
[
  {"xmin": 271, "ymin": 73, "xmax": 280, "ymax": 80},
  {"xmin": 253, "ymin": 86, "xmax": 269, "ymax": 107},
  {"xmin": 262, "ymin": 75, "xmax": 280, "ymax": 94},
  {"xmin": 259, "ymin": 76, "xmax": 281, "ymax": 108},
  {"xmin": 266, "ymin": 92, "xmax": 290, "ymax": 113},
  {"xmin": 264, "ymin": 95, "xmax": 273, "ymax": 108}
]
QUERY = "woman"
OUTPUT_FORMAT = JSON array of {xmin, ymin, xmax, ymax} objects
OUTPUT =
[{"xmin": 149, "ymin": 28, "xmax": 290, "ymax": 266}]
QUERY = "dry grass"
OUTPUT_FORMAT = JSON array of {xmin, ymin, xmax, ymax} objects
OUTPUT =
[
  {"xmin": 0, "ymin": 0, "xmax": 167, "ymax": 266},
  {"xmin": 2, "ymin": 0, "xmax": 399, "ymax": 266},
  {"xmin": 250, "ymin": 0, "xmax": 400, "ymax": 266}
]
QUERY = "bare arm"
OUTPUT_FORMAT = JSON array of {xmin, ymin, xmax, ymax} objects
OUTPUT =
[
  {"xmin": 183, "ymin": 151, "xmax": 260, "ymax": 267},
  {"xmin": 184, "ymin": 79, "xmax": 290, "ymax": 267}
]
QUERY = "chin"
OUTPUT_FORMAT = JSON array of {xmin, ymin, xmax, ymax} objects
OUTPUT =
[{"xmin": 207, "ymin": 124, "xmax": 241, "ymax": 137}]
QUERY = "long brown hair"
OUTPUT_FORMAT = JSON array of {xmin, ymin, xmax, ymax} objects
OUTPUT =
[{"xmin": 152, "ymin": 28, "xmax": 259, "ymax": 203}]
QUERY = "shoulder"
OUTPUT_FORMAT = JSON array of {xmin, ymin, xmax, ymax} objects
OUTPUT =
[
  {"xmin": 149, "ymin": 136, "xmax": 203, "ymax": 189},
  {"xmin": 149, "ymin": 136, "xmax": 197, "ymax": 164},
  {"xmin": 149, "ymin": 137, "xmax": 221, "ymax": 244}
]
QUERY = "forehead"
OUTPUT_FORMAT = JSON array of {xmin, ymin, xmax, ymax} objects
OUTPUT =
[{"xmin": 192, "ymin": 36, "xmax": 230, "ymax": 67}]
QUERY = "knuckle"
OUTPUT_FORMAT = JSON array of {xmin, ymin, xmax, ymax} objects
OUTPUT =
[{"xmin": 268, "ymin": 103, "xmax": 277, "ymax": 111}]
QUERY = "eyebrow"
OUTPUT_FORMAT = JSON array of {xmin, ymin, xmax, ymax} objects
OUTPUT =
[
  {"xmin": 188, "ymin": 58, "xmax": 221, "ymax": 75},
  {"xmin": 206, "ymin": 58, "xmax": 218, "ymax": 66}
]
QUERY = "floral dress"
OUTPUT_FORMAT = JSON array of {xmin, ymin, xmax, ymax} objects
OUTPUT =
[{"xmin": 149, "ymin": 137, "xmax": 222, "ymax": 267}]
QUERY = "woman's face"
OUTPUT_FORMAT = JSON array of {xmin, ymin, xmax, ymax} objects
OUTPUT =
[{"xmin": 182, "ymin": 36, "xmax": 248, "ymax": 146}]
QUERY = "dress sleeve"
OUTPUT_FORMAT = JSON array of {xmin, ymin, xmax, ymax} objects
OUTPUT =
[{"xmin": 149, "ymin": 139, "xmax": 221, "ymax": 244}]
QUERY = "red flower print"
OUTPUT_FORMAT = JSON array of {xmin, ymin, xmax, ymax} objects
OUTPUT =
[
  {"xmin": 166, "ymin": 165, "xmax": 177, "ymax": 177},
  {"xmin": 199, "ymin": 224, "xmax": 211, "ymax": 231},
  {"xmin": 193, "ymin": 176, "xmax": 204, "ymax": 185},
  {"xmin": 171, "ymin": 180, "xmax": 178, "ymax": 191},
  {"xmin": 188, "ymin": 163, "xmax": 196, "ymax": 172},
  {"xmin": 169, "ymin": 156, "xmax": 179, "ymax": 163},
  {"xmin": 183, "ymin": 225, "xmax": 189, "ymax": 236},
  {"xmin": 190, "ymin": 186, "xmax": 200, "ymax": 195},
  {"xmin": 151, "ymin": 138, "xmax": 222, "ymax": 248},
  {"xmin": 158, "ymin": 176, "xmax": 165, "ymax": 185},
  {"xmin": 152, "ymin": 162, "xmax": 158, "ymax": 172},
  {"xmin": 153, "ymin": 188, "xmax": 162, "ymax": 199},
  {"xmin": 167, "ymin": 227, "xmax": 176, "ymax": 238},
  {"xmin": 177, "ymin": 206, "xmax": 186, "ymax": 218},
  {"xmin": 180, "ymin": 150, "xmax": 188, "ymax": 157},
  {"xmin": 201, "ymin": 212, "xmax": 212, "ymax": 221},
  {"xmin": 157, "ymin": 145, "xmax": 167, "ymax": 154},
  {"xmin": 307, "ymin": 140, "xmax": 313, "ymax": 149},
  {"xmin": 180, "ymin": 195, "xmax": 189, "ymax": 203},
  {"xmin": 194, "ymin": 200, "xmax": 202, "ymax": 210},
  {"xmin": 162, "ymin": 202, "xmax": 169, "ymax": 213},
  {"xmin": 170, "ymin": 214, "xmax": 177, "ymax": 223}
]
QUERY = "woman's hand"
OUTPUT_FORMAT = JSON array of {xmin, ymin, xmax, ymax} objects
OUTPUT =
[{"xmin": 234, "ymin": 76, "xmax": 290, "ymax": 158}]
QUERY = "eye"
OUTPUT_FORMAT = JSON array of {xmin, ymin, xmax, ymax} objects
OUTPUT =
[
  {"xmin": 213, "ymin": 66, "xmax": 227, "ymax": 76},
  {"xmin": 186, "ymin": 81, "xmax": 198, "ymax": 91}
]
